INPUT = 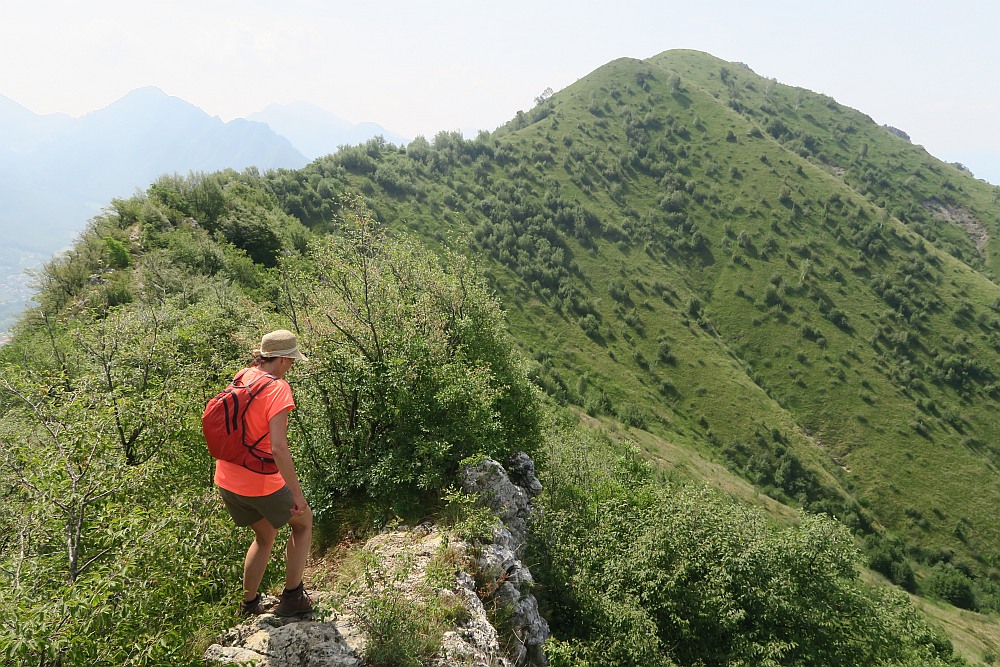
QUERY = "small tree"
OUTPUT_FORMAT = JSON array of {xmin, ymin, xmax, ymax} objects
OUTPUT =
[
  {"xmin": 0, "ymin": 371, "xmax": 130, "ymax": 584},
  {"xmin": 286, "ymin": 201, "xmax": 543, "ymax": 504},
  {"xmin": 534, "ymin": 87, "xmax": 554, "ymax": 106}
]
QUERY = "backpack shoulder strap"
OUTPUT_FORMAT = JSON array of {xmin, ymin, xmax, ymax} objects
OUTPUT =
[
  {"xmin": 246, "ymin": 371, "xmax": 277, "ymax": 389},
  {"xmin": 241, "ymin": 373, "xmax": 279, "ymax": 408},
  {"xmin": 230, "ymin": 368, "xmax": 251, "ymax": 387}
]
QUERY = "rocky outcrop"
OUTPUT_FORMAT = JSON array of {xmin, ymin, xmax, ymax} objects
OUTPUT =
[
  {"xmin": 359, "ymin": 526, "xmax": 515, "ymax": 667},
  {"xmin": 922, "ymin": 199, "xmax": 990, "ymax": 257},
  {"xmin": 203, "ymin": 602, "xmax": 364, "ymax": 666},
  {"xmin": 204, "ymin": 453, "xmax": 548, "ymax": 667},
  {"xmin": 433, "ymin": 569, "xmax": 514, "ymax": 667},
  {"xmin": 460, "ymin": 454, "xmax": 549, "ymax": 666}
]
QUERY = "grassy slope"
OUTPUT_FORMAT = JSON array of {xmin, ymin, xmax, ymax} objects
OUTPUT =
[
  {"xmin": 307, "ymin": 51, "xmax": 1000, "ymax": 589},
  {"xmin": 514, "ymin": 54, "xmax": 1000, "ymax": 573},
  {"xmin": 653, "ymin": 49, "xmax": 1000, "ymax": 272},
  {"xmin": 643, "ymin": 50, "xmax": 1000, "ymax": 565}
]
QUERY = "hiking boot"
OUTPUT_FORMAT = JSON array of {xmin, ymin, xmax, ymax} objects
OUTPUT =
[
  {"xmin": 275, "ymin": 582, "xmax": 313, "ymax": 617},
  {"xmin": 240, "ymin": 594, "xmax": 266, "ymax": 617}
]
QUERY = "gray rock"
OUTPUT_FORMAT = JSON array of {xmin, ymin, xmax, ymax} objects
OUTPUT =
[
  {"xmin": 460, "ymin": 454, "xmax": 550, "ymax": 666},
  {"xmin": 507, "ymin": 452, "xmax": 543, "ymax": 498},
  {"xmin": 431, "ymin": 581, "xmax": 513, "ymax": 667},
  {"xmin": 461, "ymin": 457, "xmax": 533, "ymax": 548},
  {"xmin": 203, "ymin": 610, "xmax": 364, "ymax": 666}
]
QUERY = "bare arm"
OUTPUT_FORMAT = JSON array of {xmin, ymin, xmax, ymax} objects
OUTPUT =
[{"xmin": 268, "ymin": 408, "xmax": 308, "ymax": 514}]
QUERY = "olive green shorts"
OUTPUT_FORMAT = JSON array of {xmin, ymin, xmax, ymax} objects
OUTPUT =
[{"xmin": 218, "ymin": 485, "xmax": 294, "ymax": 529}]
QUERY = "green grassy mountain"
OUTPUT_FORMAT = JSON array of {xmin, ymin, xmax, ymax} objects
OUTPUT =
[
  {"xmin": 7, "ymin": 48, "xmax": 1000, "ymax": 661},
  {"xmin": 277, "ymin": 49, "xmax": 1000, "ymax": 582}
]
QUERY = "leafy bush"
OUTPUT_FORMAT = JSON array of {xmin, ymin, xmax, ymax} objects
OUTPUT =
[
  {"xmin": 578, "ymin": 313, "xmax": 600, "ymax": 339},
  {"xmin": 104, "ymin": 235, "xmax": 132, "ymax": 269},
  {"xmin": 440, "ymin": 484, "xmax": 500, "ymax": 543},
  {"xmin": 864, "ymin": 534, "xmax": 917, "ymax": 591},
  {"xmin": 287, "ymin": 202, "xmax": 543, "ymax": 505},
  {"xmin": 531, "ymin": 418, "xmax": 962, "ymax": 667},
  {"xmin": 0, "ymin": 299, "xmax": 267, "ymax": 665},
  {"xmin": 925, "ymin": 563, "xmax": 976, "ymax": 609},
  {"xmin": 218, "ymin": 208, "xmax": 284, "ymax": 267}
]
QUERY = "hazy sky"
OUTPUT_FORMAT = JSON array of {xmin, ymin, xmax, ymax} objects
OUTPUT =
[{"xmin": 4, "ymin": 0, "xmax": 999, "ymax": 184}]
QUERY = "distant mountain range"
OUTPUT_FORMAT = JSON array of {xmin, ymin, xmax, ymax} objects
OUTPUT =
[
  {"xmin": 0, "ymin": 87, "xmax": 410, "ymax": 331},
  {"xmin": 248, "ymin": 101, "xmax": 408, "ymax": 160}
]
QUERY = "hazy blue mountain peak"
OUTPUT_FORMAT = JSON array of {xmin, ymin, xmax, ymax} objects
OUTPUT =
[{"xmin": 248, "ymin": 101, "xmax": 409, "ymax": 159}]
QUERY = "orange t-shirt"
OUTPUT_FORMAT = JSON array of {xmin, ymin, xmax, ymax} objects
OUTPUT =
[{"xmin": 214, "ymin": 367, "xmax": 295, "ymax": 497}]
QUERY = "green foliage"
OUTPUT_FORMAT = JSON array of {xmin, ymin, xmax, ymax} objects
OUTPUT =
[
  {"xmin": 578, "ymin": 313, "xmax": 600, "ymax": 339},
  {"xmin": 159, "ymin": 224, "xmax": 227, "ymax": 276},
  {"xmin": 344, "ymin": 550, "xmax": 461, "ymax": 667},
  {"xmin": 720, "ymin": 433, "xmax": 856, "ymax": 521},
  {"xmin": 6, "ymin": 47, "xmax": 1000, "ymax": 663},
  {"xmin": 531, "ymin": 418, "xmax": 963, "ymax": 666},
  {"xmin": 925, "ymin": 563, "xmax": 976, "ymax": 610},
  {"xmin": 286, "ymin": 201, "xmax": 543, "ymax": 506},
  {"xmin": 439, "ymin": 484, "xmax": 500, "ymax": 543},
  {"xmin": 217, "ymin": 205, "xmax": 287, "ymax": 268},
  {"xmin": 864, "ymin": 533, "xmax": 917, "ymax": 591},
  {"xmin": 0, "ymin": 361, "xmax": 246, "ymax": 664},
  {"xmin": 1, "ymin": 489, "xmax": 243, "ymax": 666},
  {"xmin": 103, "ymin": 235, "xmax": 132, "ymax": 269}
]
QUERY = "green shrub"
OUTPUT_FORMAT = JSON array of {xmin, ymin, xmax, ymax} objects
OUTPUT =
[
  {"xmin": 440, "ymin": 485, "xmax": 500, "ymax": 543},
  {"xmin": 579, "ymin": 313, "xmax": 600, "ymax": 339},
  {"xmin": 531, "ymin": 419, "xmax": 962, "ymax": 667},
  {"xmin": 583, "ymin": 389, "xmax": 612, "ymax": 416},
  {"xmin": 925, "ymin": 563, "xmax": 976, "ymax": 609},
  {"xmin": 218, "ymin": 209, "xmax": 284, "ymax": 267},
  {"xmin": 616, "ymin": 403, "xmax": 647, "ymax": 428},
  {"xmin": 864, "ymin": 534, "xmax": 917, "ymax": 591},
  {"xmin": 287, "ymin": 202, "xmax": 543, "ymax": 505},
  {"xmin": 104, "ymin": 236, "xmax": 132, "ymax": 268}
]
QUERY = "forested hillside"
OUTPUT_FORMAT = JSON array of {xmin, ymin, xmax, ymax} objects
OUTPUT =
[{"xmin": 4, "ymin": 49, "xmax": 1000, "ymax": 664}]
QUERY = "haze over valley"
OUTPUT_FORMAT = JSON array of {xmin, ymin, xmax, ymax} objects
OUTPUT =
[{"xmin": 0, "ymin": 87, "xmax": 408, "ymax": 331}]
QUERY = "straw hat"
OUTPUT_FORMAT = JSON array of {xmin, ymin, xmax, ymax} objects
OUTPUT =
[{"xmin": 259, "ymin": 329, "xmax": 308, "ymax": 360}]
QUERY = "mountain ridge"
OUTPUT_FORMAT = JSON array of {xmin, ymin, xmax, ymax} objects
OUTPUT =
[
  {"xmin": 5, "ymin": 48, "xmax": 1000, "ymax": 661},
  {"xmin": 0, "ymin": 87, "xmax": 409, "ymax": 331},
  {"xmin": 248, "ymin": 101, "xmax": 409, "ymax": 159},
  {"xmin": 309, "ymin": 48, "xmax": 1000, "ymax": 590}
]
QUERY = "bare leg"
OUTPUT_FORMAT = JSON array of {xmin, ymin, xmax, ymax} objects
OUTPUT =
[
  {"xmin": 244, "ymin": 517, "xmax": 278, "ymax": 601},
  {"xmin": 284, "ymin": 505, "xmax": 313, "ymax": 590}
]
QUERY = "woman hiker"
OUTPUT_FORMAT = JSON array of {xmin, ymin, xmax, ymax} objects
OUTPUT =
[{"xmin": 214, "ymin": 329, "xmax": 313, "ymax": 617}]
